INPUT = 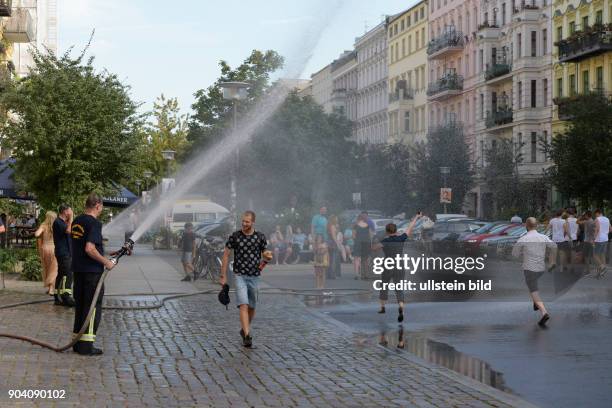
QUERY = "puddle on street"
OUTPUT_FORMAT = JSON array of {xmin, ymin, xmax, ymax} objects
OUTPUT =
[{"xmin": 375, "ymin": 326, "xmax": 511, "ymax": 393}]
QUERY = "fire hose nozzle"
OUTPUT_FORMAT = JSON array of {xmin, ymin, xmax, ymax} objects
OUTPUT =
[{"xmin": 109, "ymin": 238, "xmax": 135, "ymax": 265}]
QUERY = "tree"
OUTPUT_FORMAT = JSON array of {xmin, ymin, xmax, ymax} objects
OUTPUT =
[
  {"xmin": 188, "ymin": 50, "xmax": 284, "ymax": 151},
  {"xmin": 0, "ymin": 47, "xmax": 143, "ymax": 210},
  {"xmin": 547, "ymin": 92, "xmax": 612, "ymax": 207},
  {"xmin": 141, "ymin": 94, "xmax": 190, "ymax": 184},
  {"xmin": 484, "ymin": 139, "xmax": 522, "ymax": 218},
  {"xmin": 408, "ymin": 122, "xmax": 474, "ymax": 214}
]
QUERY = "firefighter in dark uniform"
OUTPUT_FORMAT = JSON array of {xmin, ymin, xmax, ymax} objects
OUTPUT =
[
  {"xmin": 52, "ymin": 204, "xmax": 75, "ymax": 306},
  {"xmin": 71, "ymin": 193, "xmax": 115, "ymax": 356}
]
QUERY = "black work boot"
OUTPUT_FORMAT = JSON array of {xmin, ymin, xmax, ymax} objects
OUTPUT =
[{"xmin": 61, "ymin": 295, "xmax": 75, "ymax": 307}]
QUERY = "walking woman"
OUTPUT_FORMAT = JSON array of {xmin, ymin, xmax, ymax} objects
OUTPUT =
[
  {"xmin": 35, "ymin": 211, "xmax": 58, "ymax": 295},
  {"xmin": 327, "ymin": 215, "xmax": 342, "ymax": 279},
  {"xmin": 353, "ymin": 213, "xmax": 372, "ymax": 279}
]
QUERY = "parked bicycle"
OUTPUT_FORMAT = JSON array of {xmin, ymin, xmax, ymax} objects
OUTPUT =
[{"xmin": 193, "ymin": 235, "xmax": 228, "ymax": 282}]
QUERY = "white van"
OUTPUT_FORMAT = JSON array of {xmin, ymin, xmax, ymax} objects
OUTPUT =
[{"xmin": 170, "ymin": 199, "xmax": 229, "ymax": 232}]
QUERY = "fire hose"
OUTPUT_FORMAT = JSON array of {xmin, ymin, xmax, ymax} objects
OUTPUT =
[{"xmin": 0, "ymin": 239, "xmax": 370, "ymax": 352}]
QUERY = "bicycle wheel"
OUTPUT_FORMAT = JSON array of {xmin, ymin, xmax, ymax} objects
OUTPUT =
[{"xmin": 206, "ymin": 257, "xmax": 222, "ymax": 283}]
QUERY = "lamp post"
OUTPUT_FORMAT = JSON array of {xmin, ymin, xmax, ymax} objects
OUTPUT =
[
  {"xmin": 143, "ymin": 170, "xmax": 153, "ymax": 191},
  {"xmin": 440, "ymin": 166, "xmax": 451, "ymax": 214},
  {"xmin": 219, "ymin": 81, "xmax": 249, "ymax": 231},
  {"xmin": 160, "ymin": 150, "xmax": 176, "ymax": 248},
  {"xmin": 135, "ymin": 179, "xmax": 142, "ymax": 197}
]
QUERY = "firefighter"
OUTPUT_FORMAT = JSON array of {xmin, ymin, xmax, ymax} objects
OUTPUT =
[{"xmin": 71, "ymin": 193, "xmax": 115, "ymax": 356}]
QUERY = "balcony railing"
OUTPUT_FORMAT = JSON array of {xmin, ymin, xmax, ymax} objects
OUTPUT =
[
  {"xmin": 553, "ymin": 89, "xmax": 612, "ymax": 120},
  {"xmin": 0, "ymin": 0, "xmax": 12, "ymax": 17},
  {"xmin": 485, "ymin": 62, "xmax": 512, "ymax": 81},
  {"xmin": 556, "ymin": 25, "xmax": 612, "ymax": 63},
  {"xmin": 478, "ymin": 22, "xmax": 499, "ymax": 31},
  {"xmin": 427, "ymin": 31, "xmax": 464, "ymax": 56},
  {"xmin": 485, "ymin": 108, "xmax": 513, "ymax": 128},
  {"xmin": 3, "ymin": 8, "xmax": 35, "ymax": 43},
  {"xmin": 389, "ymin": 88, "xmax": 414, "ymax": 103},
  {"xmin": 427, "ymin": 73, "xmax": 464, "ymax": 97}
]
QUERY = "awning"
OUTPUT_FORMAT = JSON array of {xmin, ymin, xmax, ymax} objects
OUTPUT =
[{"xmin": 0, "ymin": 159, "xmax": 137, "ymax": 208}]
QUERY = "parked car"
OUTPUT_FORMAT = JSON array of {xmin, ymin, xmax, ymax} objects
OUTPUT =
[
  {"xmin": 480, "ymin": 225, "xmax": 527, "ymax": 258},
  {"xmin": 435, "ymin": 213, "xmax": 468, "ymax": 221},
  {"xmin": 431, "ymin": 219, "xmax": 485, "ymax": 254},
  {"xmin": 462, "ymin": 223, "xmax": 517, "ymax": 255},
  {"xmin": 456, "ymin": 221, "xmax": 507, "ymax": 251}
]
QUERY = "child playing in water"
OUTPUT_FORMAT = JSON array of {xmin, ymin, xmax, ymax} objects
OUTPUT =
[{"xmin": 313, "ymin": 234, "xmax": 328, "ymax": 289}]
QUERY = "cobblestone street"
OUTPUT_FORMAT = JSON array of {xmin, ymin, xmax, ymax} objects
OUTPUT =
[{"xmin": 0, "ymin": 250, "xmax": 535, "ymax": 407}]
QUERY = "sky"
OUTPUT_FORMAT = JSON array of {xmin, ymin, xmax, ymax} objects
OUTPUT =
[{"xmin": 58, "ymin": 0, "xmax": 417, "ymax": 115}]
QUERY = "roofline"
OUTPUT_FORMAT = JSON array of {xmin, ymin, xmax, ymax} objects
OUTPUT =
[{"xmin": 387, "ymin": 0, "xmax": 428, "ymax": 25}]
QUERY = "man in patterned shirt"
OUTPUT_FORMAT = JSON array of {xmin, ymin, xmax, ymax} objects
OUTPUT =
[{"xmin": 220, "ymin": 210, "xmax": 272, "ymax": 347}]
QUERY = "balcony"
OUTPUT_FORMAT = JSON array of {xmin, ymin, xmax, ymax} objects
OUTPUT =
[
  {"xmin": 3, "ymin": 8, "xmax": 35, "ymax": 43},
  {"xmin": 485, "ymin": 62, "xmax": 512, "ymax": 81},
  {"xmin": 428, "ymin": 118, "xmax": 463, "ymax": 137},
  {"xmin": 556, "ymin": 25, "xmax": 612, "ymax": 63},
  {"xmin": 0, "ymin": 0, "xmax": 11, "ymax": 17},
  {"xmin": 427, "ymin": 73, "xmax": 464, "ymax": 101},
  {"xmin": 553, "ymin": 89, "xmax": 612, "ymax": 120},
  {"xmin": 427, "ymin": 31, "xmax": 464, "ymax": 60},
  {"xmin": 388, "ymin": 88, "xmax": 414, "ymax": 103},
  {"xmin": 485, "ymin": 108, "xmax": 513, "ymax": 129}
]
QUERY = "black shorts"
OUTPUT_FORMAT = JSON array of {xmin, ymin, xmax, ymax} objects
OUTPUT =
[
  {"xmin": 524, "ymin": 270, "xmax": 544, "ymax": 293},
  {"xmin": 354, "ymin": 242, "xmax": 370, "ymax": 258}
]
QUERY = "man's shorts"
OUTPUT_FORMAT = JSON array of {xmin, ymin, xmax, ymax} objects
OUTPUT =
[
  {"xmin": 235, "ymin": 274, "xmax": 260, "ymax": 309},
  {"xmin": 524, "ymin": 270, "xmax": 544, "ymax": 293},
  {"xmin": 181, "ymin": 251, "xmax": 193, "ymax": 264},
  {"xmin": 594, "ymin": 242, "xmax": 608, "ymax": 255}
]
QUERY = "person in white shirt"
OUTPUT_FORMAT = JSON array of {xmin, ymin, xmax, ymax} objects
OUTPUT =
[
  {"xmin": 510, "ymin": 214, "xmax": 522, "ymax": 224},
  {"xmin": 593, "ymin": 209, "xmax": 611, "ymax": 278},
  {"xmin": 512, "ymin": 217, "xmax": 557, "ymax": 327},
  {"xmin": 549, "ymin": 210, "xmax": 570, "ymax": 271}
]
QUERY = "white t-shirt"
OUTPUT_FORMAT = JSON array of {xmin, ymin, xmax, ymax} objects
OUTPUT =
[
  {"xmin": 567, "ymin": 217, "xmax": 578, "ymax": 241},
  {"xmin": 550, "ymin": 217, "xmax": 567, "ymax": 243},
  {"xmin": 595, "ymin": 216, "xmax": 610, "ymax": 243},
  {"xmin": 512, "ymin": 230, "xmax": 557, "ymax": 272}
]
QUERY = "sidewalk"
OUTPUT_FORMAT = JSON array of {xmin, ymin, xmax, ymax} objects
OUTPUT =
[{"xmin": 0, "ymin": 246, "xmax": 537, "ymax": 407}]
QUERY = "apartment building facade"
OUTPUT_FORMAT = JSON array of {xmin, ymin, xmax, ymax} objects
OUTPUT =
[
  {"xmin": 472, "ymin": 0, "xmax": 553, "ymax": 217},
  {"xmin": 354, "ymin": 21, "xmax": 388, "ymax": 144},
  {"xmin": 309, "ymin": 63, "xmax": 334, "ymax": 114},
  {"xmin": 330, "ymin": 50, "xmax": 358, "ymax": 121},
  {"xmin": 387, "ymin": 0, "xmax": 429, "ymax": 145}
]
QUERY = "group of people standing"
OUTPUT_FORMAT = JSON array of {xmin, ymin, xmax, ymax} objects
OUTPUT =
[
  {"xmin": 34, "ymin": 204, "xmax": 76, "ymax": 306},
  {"xmin": 311, "ymin": 206, "xmax": 376, "ymax": 289},
  {"xmin": 549, "ymin": 208, "xmax": 611, "ymax": 278}
]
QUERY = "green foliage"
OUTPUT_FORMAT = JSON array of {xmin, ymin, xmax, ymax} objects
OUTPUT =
[
  {"xmin": 0, "ymin": 249, "xmax": 18, "ymax": 273},
  {"xmin": 547, "ymin": 93, "xmax": 612, "ymax": 207},
  {"xmin": 408, "ymin": 123, "xmax": 474, "ymax": 214},
  {"xmin": 0, "ymin": 45, "xmax": 144, "ymax": 210},
  {"xmin": 139, "ymin": 94, "xmax": 191, "ymax": 184},
  {"xmin": 20, "ymin": 252, "xmax": 42, "ymax": 281},
  {"xmin": 188, "ymin": 50, "xmax": 284, "ymax": 151}
]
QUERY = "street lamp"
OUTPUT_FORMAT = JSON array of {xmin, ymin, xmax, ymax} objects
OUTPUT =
[
  {"xmin": 160, "ymin": 150, "xmax": 176, "ymax": 248},
  {"xmin": 135, "ymin": 179, "xmax": 142, "ymax": 197},
  {"xmin": 143, "ymin": 170, "xmax": 153, "ymax": 191},
  {"xmin": 440, "ymin": 166, "xmax": 451, "ymax": 214},
  {"xmin": 219, "ymin": 81, "xmax": 249, "ymax": 231}
]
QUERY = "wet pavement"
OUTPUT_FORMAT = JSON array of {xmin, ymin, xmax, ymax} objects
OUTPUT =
[{"xmin": 0, "ymin": 248, "xmax": 536, "ymax": 407}]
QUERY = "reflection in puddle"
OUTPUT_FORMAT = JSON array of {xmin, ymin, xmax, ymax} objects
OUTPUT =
[
  {"xmin": 301, "ymin": 293, "xmax": 371, "ymax": 307},
  {"xmin": 377, "ymin": 326, "xmax": 510, "ymax": 393}
]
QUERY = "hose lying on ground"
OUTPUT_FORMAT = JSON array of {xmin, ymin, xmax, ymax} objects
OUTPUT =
[{"xmin": 0, "ymin": 264, "xmax": 370, "ymax": 351}]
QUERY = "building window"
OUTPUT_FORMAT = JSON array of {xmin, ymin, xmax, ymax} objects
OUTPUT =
[
  {"xmin": 543, "ymin": 130, "xmax": 549, "ymax": 160},
  {"xmin": 422, "ymin": 28, "xmax": 426, "ymax": 47},
  {"xmin": 416, "ymin": 32, "xmax": 420, "ymax": 49},
  {"xmin": 480, "ymin": 93, "xmax": 484, "ymax": 119},
  {"xmin": 479, "ymin": 49, "xmax": 484, "ymax": 72},
  {"xmin": 518, "ymin": 33, "xmax": 522, "ymax": 57},
  {"xmin": 596, "ymin": 66, "xmax": 603, "ymax": 90},
  {"xmin": 502, "ymin": 3, "xmax": 506, "ymax": 25},
  {"xmin": 518, "ymin": 82, "xmax": 523, "ymax": 108},
  {"xmin": 402, "ymin": 39, "xmax": 406, "ymax": 56},
  {"xmin": 569, "ymin": 74, "xmax": 576, "ymax": 96},
  {"xmin": 531, "ymin": 80, "xmax": 537, "ymax": 107},
  {"xmin": 543, "ymin": 29, "xmax": 547, "ymax": 54},
  {"xmin": 518, "ymin": 133, "xmax": 523, "ymax": 157},
  {"xmin": 582, "ymin": 70, "xmax": 589, "ymax": 93},
  {"xmin": 401, "ymin": 20, "xmax": 405, "ymax": 31},
  {"xmin": 556, "ymin": 26, "xmax": 562, "ymax": 41},
  {"xmin": 531, "ymin": 132, "xmax": 537, "ymax": 163},
  {"xmin": 404, "ymin": 111, "xmax": 410, "ymax": 132},
  {"xmin": 543, "ymin": 78, "xmax": 548, "ymax": 106},
  {"xmin": 557, "ymin": 77, "xmax": 563, "ymax": 98},
  {"xmin": 596, "ymin": 10, "xmax": 603, "ymax": 25},
  {"xmin": 407, "ymin": 15, "xmax": 411, "ymax": 26},
  {"xmin": 569, "ymin": 21, "xmax": 575, "ymax": 35},
  {"xmin": 531, "ymin": 31, "xmax": 537, "ymax": 57},
  {"xmin": 480, "ymin": 140, "xmax": 484, "ymax": 166},
  {"xmin": 408, "ymin": 35, "xmax": 412, "ymax": 53},
  {"xmin": 582, "ymin": 16, "xmax": 589, "ymax": 30}
]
